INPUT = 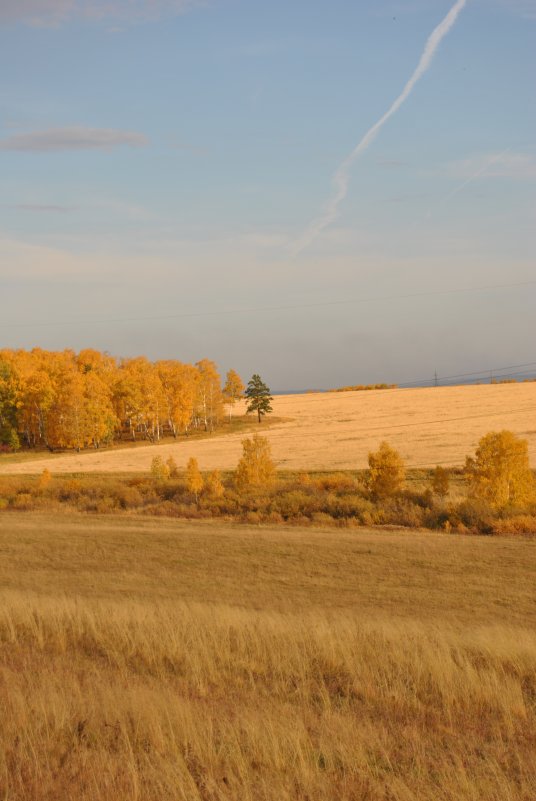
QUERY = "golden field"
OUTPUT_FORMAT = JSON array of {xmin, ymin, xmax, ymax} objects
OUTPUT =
[
  {"xmin": 1, "ymin": 382, "xmax": 536, "ymax": 475},
  {"xmin": 1, "ymin": 513, "xmax": 535, "ymax": 800}
]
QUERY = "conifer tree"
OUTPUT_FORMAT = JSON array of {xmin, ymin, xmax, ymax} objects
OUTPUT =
[{"xmin": 245, "ymin": 374, "xmax": 273, "ymax": 423}]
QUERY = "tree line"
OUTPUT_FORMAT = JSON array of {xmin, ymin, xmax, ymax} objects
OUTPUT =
[{"xmin": 0, "ymin": 348, "xmax": 255, "ymax": 452}]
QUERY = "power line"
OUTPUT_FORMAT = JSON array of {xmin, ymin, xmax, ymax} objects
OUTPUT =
[
  {"xmin": 398, "ymin": 361, "xmax": 536, "ymax": 388},
  {"xmin": 1, "ymin": 278, "xmax": 535, "ymax": 329}
]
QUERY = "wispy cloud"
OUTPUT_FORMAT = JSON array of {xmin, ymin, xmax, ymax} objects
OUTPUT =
[
  {"xmin": 0, "ymin": 127, "xmax": 149, "ymax": 152},
  {"xmin": 291, "ymin": 0, "xmax": 468, "ymax": 255},
  {"xmin": 0, "ymin": 0, "xmax": 204, "ymax": 27},
  {"xmin": 447, "ymin": 151, "xmax": 536, "ymax": 182}
]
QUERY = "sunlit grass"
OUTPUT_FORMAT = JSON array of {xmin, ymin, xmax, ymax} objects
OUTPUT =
[{"xmin": 0, "ymin": 514, "xmax": 535, "ymax": 800}]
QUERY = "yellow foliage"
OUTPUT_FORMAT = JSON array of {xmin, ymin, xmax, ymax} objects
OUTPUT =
[
  {"xmin": 205, "ymin": 469, "xmax": 225, "ymax": 498},
  {"xmin": 465, "ymin": 430, "xmax": 535, "ymax": 508},
  {"xmin": 186, "ymin": 457, "xmax": 204, "ymax": 500},
  {"xmin": 0, "ymin": 348, "xmax": 230, "ymax": 452},
  {"xmin": 235, "ymin": 433, "xmax": 276, "ymax": 491},
  {"xmin": 166, "ymin": 456, "xmax": 179, "ymax": 478},
  {"xmin": 150, "ymin": 456, "xmax": 170, "ymax": 482},
  {"xmin": 38, "ymin": 468, "xmax": 52, "ymax": 491},
  {"xmin": 223, "ymin": 369, "xmax": 245, "ymax": 419},
  {"xmin": 367, "ymin": 441, "xmax": 405, "ymax": 498}
]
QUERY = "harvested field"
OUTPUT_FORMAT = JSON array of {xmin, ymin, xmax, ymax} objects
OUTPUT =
[
  {"xmin": 2, "ymin": 382, "xmax": 535, "ymax": 475},
  {"xmin": 1, "ymin": 514, "xmax": 536, "ymax": 801}
]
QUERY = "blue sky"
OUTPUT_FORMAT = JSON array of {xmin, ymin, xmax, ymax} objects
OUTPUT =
[{"xmin": 1, "ymin": 0, "xmax": 534, "ymax": 389}]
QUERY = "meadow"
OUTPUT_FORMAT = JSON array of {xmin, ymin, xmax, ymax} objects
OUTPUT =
[
  {"xmin": 2, "ymin": 382, "xmax": 535, "ymax": 475},
  {"xmin": 1, "ymin": 513, "xmax": 535, "ymax": 800}
]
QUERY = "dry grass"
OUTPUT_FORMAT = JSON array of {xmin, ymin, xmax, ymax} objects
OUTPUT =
[
  {"xmin": 1, "ymin": 513, "xmax": 535, "ymax": 800},
  {"xmin": 2, "ymin": 383, "xmax": 535, "ymax": 475}
]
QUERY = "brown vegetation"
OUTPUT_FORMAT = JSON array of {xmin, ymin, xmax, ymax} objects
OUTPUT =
[{"xmin": 1, "ymin": 430, "xmax": 535, "ymax": 533}]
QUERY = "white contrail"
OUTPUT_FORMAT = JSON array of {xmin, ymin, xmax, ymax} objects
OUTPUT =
[
  {"xmin": 442, "ymin": 147, "xmax": 511, "ymax": 202},
  {"xmin": 291, "ymin": 0, "xmax": 468, "ymax": 255}
]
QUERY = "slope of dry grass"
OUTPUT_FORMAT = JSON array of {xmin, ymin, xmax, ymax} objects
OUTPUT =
[
  {"xmin": 2, "ymin": 382, "xmax": 535, "ymax": 475},
  {"xmin": 1, "ymin": 514, "xmax": 535, "ymax": 800}
]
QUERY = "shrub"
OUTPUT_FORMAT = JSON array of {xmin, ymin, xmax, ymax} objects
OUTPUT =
[
  {"xmin": 375, "ymin": 497, "xmax": 425, "ymax": 528},
  {"xmin": 315, "ymin": 473, "xmax": 357, "ymax": 493},
  {"xmin": 311, "ymin": 512, "xmax": 336, "ymax": 527},
  {"xmin": 234, "ymin": 433, "xmax": 276, "ymax": 492},
  {"xmin": 204, "ymin": 469, "xmax": 225, "ymax": 498},
  {"xmin": 58, "ymin": 478, "xmax": 82, "ymax": 501},
  {"xmin": 275, "ymin": 490, "xmax": 314, "ymax": 519},
  {"xmin": 244, "ymin": 511, "xmax": 262, "ymax": 525},
  {"xmin": 38, "ymin": 468, "xmax": 52, "ymax": 492},
  {"xmin": 186, "ymin": 457, "xmax": 204, "ymax": 502},
  {"xmin": 490, "ymin": 515, "xmax": 536, "ymax": 535},
  {"xmin": 12, "ymin": 493, "xmax": 35, "ymax": 510},
  {"xmin": 465, "ymin": 430, "xmax": 535, "ymax": 509},
  {"xmin": 115, "ymin": 486, "xmax": 143, "ymax": 509},
  {"xmin": 151, "ymin": 456, "xmax": 170, "ymax": 482},
  {"xmin": 456, "ymin": 498, "xmax": 494, "ymax": 533},
  {"xmin": 95, "ymin": 497, "xmax": 118, "ymax": 514},
  {"xmin": 367, "ymin": 442, "xmax": 405, "ymax": 499},
  {"xmin": 431, "ymin": 466, "xmax": 450, "ymax": 499},
  {"xmin": 166, "ymin": 456, "xmax": 179, "ymax": 478}
]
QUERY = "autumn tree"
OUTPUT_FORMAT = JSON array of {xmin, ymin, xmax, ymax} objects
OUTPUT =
[
  {"xmin": 83, "ymin": 371, "xmax": 118, "ymax": 448},
  {"xmin": 46, "ymin": 359, "xmax": 93, "ymax": 451},
  {"xmin": 205, "ymin": 469, "xmax": 225, "ymax": 498},
  {"xmin": 465, "ymin": 430, "xmax": 534, "ymax": 508},
  {"xmin": 245, "ymin": 374, "xmax": 273, "ymax": 423},
  {"xmin": 186, "ymin": 457, "xmax": 204, "ymax": 501},
  {"xmin": 367, "ymin": 441, "xmax": 406, "ymax": 499},
  {"xmin": 0, "ymin": 358, "xmax": 20, "ymax": 450},
  {"xmin": 151, "ymin": 455, "xmax": 170, "ymax": 482},
  {"xmin": 15, "ymin": 351, "xmax": 56, "ymax": 449},
  {"xmin": 0, "ymin": 348, "xmax": 229, "ymax": 453},
  {"xmin": 195, "ymin": 359, "xmax": 223, "ymax": 432},
  {"xmin": 157, "ymin": 361, "xmax": 198, "ymax": 437},
  {"xmin": 235, "ymin": 433, "xmax": 276, "ymax": 491},
  {"xmin": 166, "ymin": 455, "xmax": 179, "ymax": 478},
  {"xmin": 431, "ymin": 466, "xmax": 450, "ymax": 499},
  {"xmin": 223, "ymin": 369, "xmax": 245, "ymax": 421}
]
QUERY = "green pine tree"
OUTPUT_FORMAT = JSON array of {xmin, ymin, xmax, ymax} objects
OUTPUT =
[{"xmin": 245, "ymin": 374, "xmax": 273, "ymax": 423}]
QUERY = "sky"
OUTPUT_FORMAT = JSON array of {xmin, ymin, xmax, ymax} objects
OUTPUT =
[{"xmin": 0, "ymin": 0, "xmax": 535, "ymax": 390}]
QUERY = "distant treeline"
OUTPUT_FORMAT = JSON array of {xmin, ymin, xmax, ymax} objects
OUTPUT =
[
  {"xmin": 0, "ymin": 349, "xmax": 244, "ymax": 452},
  {"xmin": 328, "ymin": 383, "xmax": 398, "ymax": 393}
]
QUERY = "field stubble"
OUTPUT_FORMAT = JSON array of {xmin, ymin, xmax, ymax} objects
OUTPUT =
[{"xmin": 0, "ymin": 514, "xmax": 535, "ymax": 800}]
